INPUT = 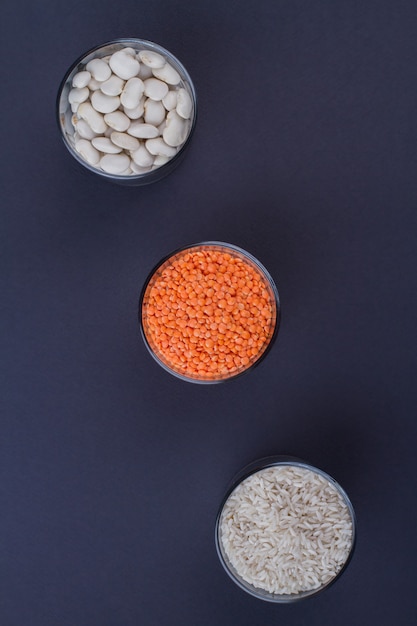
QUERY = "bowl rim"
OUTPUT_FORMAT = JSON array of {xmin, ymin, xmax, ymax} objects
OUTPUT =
[
  {"xmin": 214, "ymin": 455, "xmax": 357, "ymax": 603},
  {"xmin": 138, "ymin": 241, "xmax": 281, "ymax": 384},
  {"xmin": 56, "ymin": 37, "xmax": 197, "ymax": 182}
]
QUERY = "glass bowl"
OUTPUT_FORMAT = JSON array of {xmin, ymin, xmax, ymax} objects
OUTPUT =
[
  {"xmin": 215, "ymin": 456, "xmax": 356, "ymax": 602},
  {"xmin": 56, "ymin": 38, "xmax": 197, "ymax": 185},
  {"xmin": 139, "ymin": 242, "xmax": 280, "ymax": 383}
]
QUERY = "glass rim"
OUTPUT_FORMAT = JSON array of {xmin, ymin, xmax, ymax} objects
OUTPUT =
[
  {"xmin": 138, "ymin": 241, "xmax": 281, "ymax": 384},
  {"xmin": 56, "ymin": 37, "xmax": 197, "ymax": 182},
  {"xmin": 214, "ymin": 455, "xmax": 357, "ymax": 603}
]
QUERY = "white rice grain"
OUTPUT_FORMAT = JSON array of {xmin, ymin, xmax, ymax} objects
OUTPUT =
[{"xmin": 219, "ymin": 465, "xmax": 353, "ymax": 596}]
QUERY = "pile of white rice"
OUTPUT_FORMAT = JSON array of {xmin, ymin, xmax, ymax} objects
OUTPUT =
[{"xmin": 219, "ymin": 465, "xmax": 353, "ymax": 595}]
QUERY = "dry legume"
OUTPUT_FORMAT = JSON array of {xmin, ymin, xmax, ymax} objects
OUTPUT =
[
  {"xmin": 141, "ymin": 244, "xmax": 278, "ymax": 381},
  {"xmin": 63, "ymin": 43, "xmax": 194, "ymax": 176}
]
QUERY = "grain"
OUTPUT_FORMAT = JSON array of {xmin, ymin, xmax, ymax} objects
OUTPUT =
[{"xmin": 219, "ymin": 465, "xmax": 353, "ymax": 595}]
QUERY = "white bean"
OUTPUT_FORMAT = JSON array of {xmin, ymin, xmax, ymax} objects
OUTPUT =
[
  {"xmin": 138, "ymin": 50, "xmax": 166, "ymax": 69},
  {"xmin": 72, "ymin": 117, "xmax": 97, "ymax": 140},
  {"xmin": 100, "ymin": 153, "xmax": 131, "ymax": 174},
  {"xmin": 163, "ymin": 110, "xmax": 187, "ymax": 147},
  {"xmin": 92, "ymin": 137, "xmax": 122, "ymax": 154},
  {"xmin": 123, "ymin": 97, "xmax": 145, "ymax": 119},
  {"xmin": 75, "ymin": 139, "xmax": 100, "ymax": 165},
  {"xmin": 153, "ymin": 155, "xmax": 170, "ymax": 166},
  {"xmin": 120, "ymin": 77, "xmax": 145, "ymax": 109},
  {"xmin": 110, "ymin": 131, "xmax": 140, "ymax": 151},
  {"xmin": 109, "ymin": 49, "xmax": 140, "ymax": 80},
  {"xmin": 130, "ymin": 145, "xmax": 154, "ymax": 167},
  {"xmin": 138, "ymin": 62, "xmax": 153, "ymax": 80},
  {"xmin": 131, "ymin": 161, "xmax": 152, "ymax": 174},
  {"xmin": 145, "ymin": 137, "xmax": 177, "ymax": 157},
  {"xmin": 77, "ymin": 102, "xmax": 107, "ymax": 134},
  {"xmin": 127, "ymin": 122, "xmax": 159, "ymax": 138},
  {"xmin": 176, "ymin": 88, "xmax": 192, "ymax": 119},
  {"xmin": 86, "ymin": 58, "xmax": 111, "ymax": 82},
  {"xmin": 66, "ymin": 44, "xmax": 193, "ymax": 175},
  {"xmin": 144, "ymin": 78, "xmax": 169, "ymax": 101},
  {"xmin": 144, "ymin": 99, "xmax": 166, "ymax": 126},
  {"xmin": 88, "ymin": 77, "xmax": 102, "ymax": 91},
  {"xmin": 162, "ymin": 90, "xmax": 178, "ymax": 111},
  {"xmin": 153, "ymin": 62, "xmax": 181, "ymax": 85},
  {"xmin": 72, "ymin": 70, "xmax": 91, "ymax": 88},
  {"xmin": 104, "ymin": 111, "xmax": 131, "ymax": 132},
  {"xmin": 68, "ymin": 87, "xmax": 89, "ymax": 104},
  {"xmin": 91, "ymin": 91, "xmax": 120, "ymax": 114},
  {"xmin": 100, "ymin": 74, "xmax": 125, "ymax": 96}
]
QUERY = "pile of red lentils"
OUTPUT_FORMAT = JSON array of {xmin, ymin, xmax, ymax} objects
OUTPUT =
[{"xmin": 141, "ymin": 244, "xmax": 278, "ymax": 381}]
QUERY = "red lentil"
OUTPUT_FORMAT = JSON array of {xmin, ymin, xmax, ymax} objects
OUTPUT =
[{"xmin": 141, "ymin": 244, "xmax": 278, "ymax": 381}]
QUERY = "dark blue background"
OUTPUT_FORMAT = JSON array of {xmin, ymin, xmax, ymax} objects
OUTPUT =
[{"xmin": 1, "ymin": 1, "xmax": 417, "ymax": 624}]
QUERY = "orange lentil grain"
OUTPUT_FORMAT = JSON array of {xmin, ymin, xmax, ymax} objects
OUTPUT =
[{"xmin": 141, "ymin": 244, "xmax": 277, "ymax": 380}]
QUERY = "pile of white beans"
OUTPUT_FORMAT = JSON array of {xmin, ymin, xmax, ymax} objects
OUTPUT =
[{"xmin": 65, "ymin": 45, "xmax": 194, "ymax": 176}]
